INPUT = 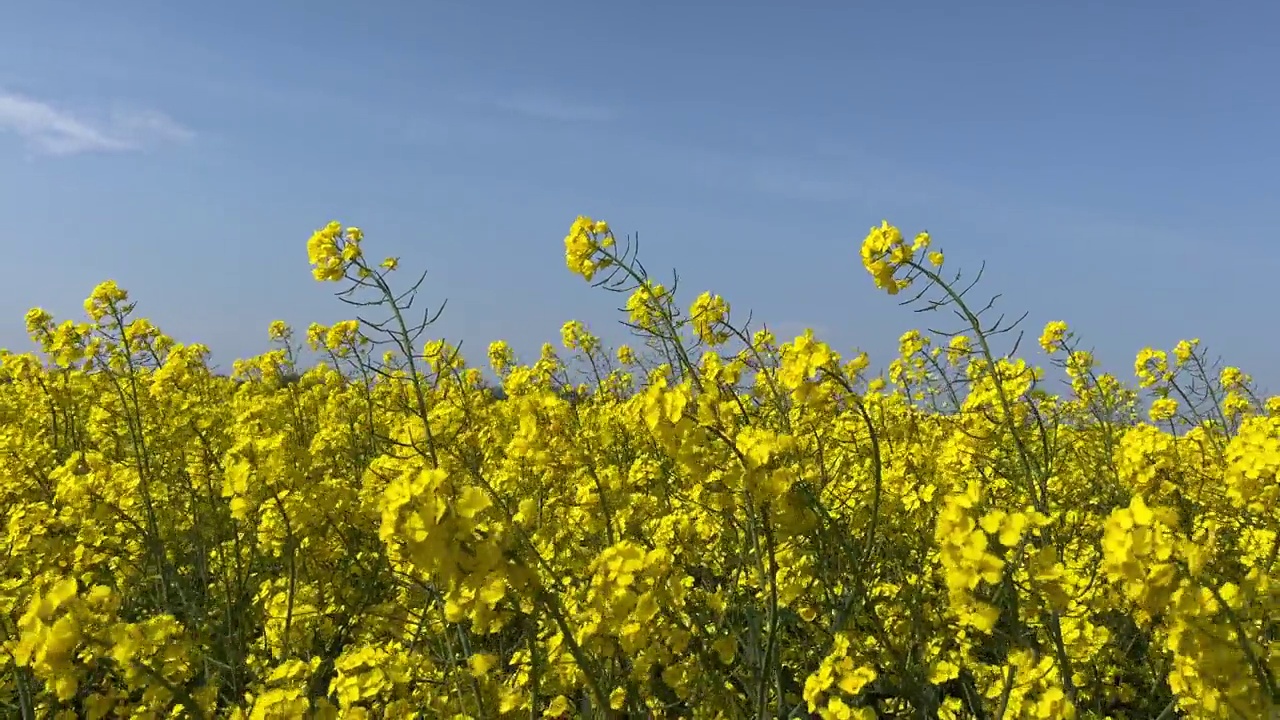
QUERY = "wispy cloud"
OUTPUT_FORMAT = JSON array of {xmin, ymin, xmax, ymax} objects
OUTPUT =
[
  {"xmin": 486, "ymin": 90, "xmax": 614, "ymax": 123},
  {"xmin": 751, "ymin": 170, "xmax": 861, "ymax": 203},
  {"xmin": 744, "ymin": 142, "xmax": 944, "ymax": 205},
  {"xmin": 0, "ymin": 90, "xmax": 193, "ymax": 156}
]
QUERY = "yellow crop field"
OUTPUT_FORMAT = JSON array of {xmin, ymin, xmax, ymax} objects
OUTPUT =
[{"xmin": 2, "ymin": 217, "xmax": 1277, "ymax": 719}]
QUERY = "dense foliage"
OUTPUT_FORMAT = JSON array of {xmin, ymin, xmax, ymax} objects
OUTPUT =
[{"xmin": 1, "ymin": 217, "xmax": 1277, "ymax": 719}]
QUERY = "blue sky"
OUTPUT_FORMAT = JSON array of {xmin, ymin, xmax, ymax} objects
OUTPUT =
[{"xmin": 2, "ymin": 1, "xmax": 1277, "ymax": 392}]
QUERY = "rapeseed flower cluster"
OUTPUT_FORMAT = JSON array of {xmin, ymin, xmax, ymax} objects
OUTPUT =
[{"xmin": 0, "ymin": 218, "xmax": 1275, "ymax": 718}]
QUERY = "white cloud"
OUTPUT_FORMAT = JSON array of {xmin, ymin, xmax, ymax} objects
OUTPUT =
[
  {"xmin": 0, "ymin": 90, "xmax": 192, "ymax": 156},
  {"xmin": 488, "ymin": 91, "xmax": 614, "ymax": 123}
]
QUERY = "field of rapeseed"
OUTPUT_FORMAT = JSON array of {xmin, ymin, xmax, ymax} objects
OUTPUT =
[{"xmin": 1, "ymin": 217, "xmax": 1277, "ymax": 719}]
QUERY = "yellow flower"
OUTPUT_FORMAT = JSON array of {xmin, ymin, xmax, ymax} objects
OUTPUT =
[
  {"xmin": 689, "ymin": 291, "xmax": 731, "ymax": 346},
  {"xmin": 560, "ymin": 320, "xmax": 599, "ymax": 353},
  {"xmin": 488, "ymin": 340, "xmax": 515, "ymax": 374},
  {"xmin": 860, "ymin": 220, "xmax": 910, "ymax": 294},
  {"xmin": 84, "ymin": 280, "xmax": 130, "ymax": 321},
  {"xmin": 1039, "ymin": 320, "xmax": 1069, "ymax": 353},
  {"xmin": 267, "ymin": 320, "xmax": 291, "ymax": 341},
  {"xmin": 1149, "ymin": 397, "xmax": 1179, "ymax": 422},
  {"xmin": 307, "ymin": 220, "xmax": 350, "ymax": 282},
  {"xmin": 609, "ymin": 687, "xmax": 627, "ymax": 710},
  {"xmin": 325, "ymin": 320, "xmax": 362, "ymax": 355},
  {"xmin": 1173, "ymin": 338, "xmax": 1199, "ymax": 365},
  {"xmin": 1219, "ymin": 366, "xmax": 1244, "ymax": 390},
  {"xmin": 546, "ymin": 695, "xmax": 571, "ymax": 716},
  {"xmin": 564, "ymin": 215, "xmax": 614, "ymax": 281}
]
